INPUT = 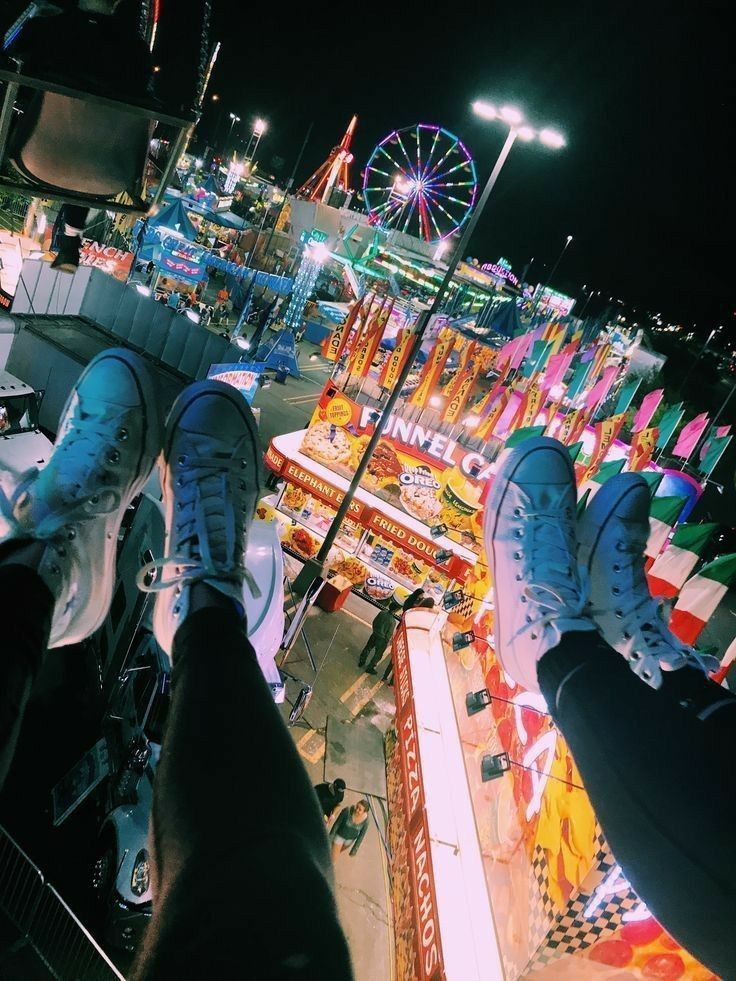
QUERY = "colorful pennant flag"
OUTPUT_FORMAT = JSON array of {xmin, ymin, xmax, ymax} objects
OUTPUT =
[
  {"xmin": 522, "ymin": 340, "xmax": 554, "ymax": 378},
  {"xmin": 614, "ymin": 376, "xmax": 642, "ymax": 416},
  {"xmin": 584, "ymin": 365, "xmax": 618, "ymax": 412},
  {"xmin": 644, "ymin": 495, "xmax": 687, "ymax": 566},
  {"xmin": 475, "ymin": 389, "xmax": 510, "ymax": 440},
  {"xmin": 669, "ymin": 553, "xmax": 736, "ymax": 644},
  {"xmin": 510, "ymin": 383, "xmax": 544, "ymax": 431},
  {"xmin": 632, "ymin": 389, "xmax": 664, "ymax": 433},
  {"xmin": 671, "ymin": 412, "xmax": 710, "ymax": 459},
  {"xmin": 580, "ymin": 413, "xmax": 626, "ymax": 481},
  {"xmin": 647, "ymin": 522, "xmax": 719, "ymax": 598},
  {"xmin": 579, "ymin": 458, "xmax": 626, "ymax": 500},
  {"xmin": 557, "ymin": 408, "xmax": 588, "ymax": 445},
  {"xmin": 698, "ymin": 433, "xmax": 732, "ymax": 478},
  {"xmin": 589, "ymin": 342, "xmax": 611, "ymax": 380},
  {"xmin": 567, "ymin": 440, "xmax": 584, "ymax": 462},
  {"xmin": 443, "ymin": 356, "xmax": 482, "ymax": 424},
  {"xmin": 640, "ymin": 470, "xmax": 664, "ymax": 496},
  {"xmin": 655, "ymin": 403, "xmax": 684, "ymax": 450},
  {"xmin": 408, "ymin": 335, "xmax": 453, "ymax": 408},
  {"xmin": 566, "ymin": 361, "xmax": 593, "ymax": 403},
  {"xmin": 629, "ymin": 426, "xmax": 659, "ymax": 471}
]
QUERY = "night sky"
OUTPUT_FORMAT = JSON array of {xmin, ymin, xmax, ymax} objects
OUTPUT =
[{"xmin": 206, "ymin": 0, "xmax": 731, "ymax": 330}]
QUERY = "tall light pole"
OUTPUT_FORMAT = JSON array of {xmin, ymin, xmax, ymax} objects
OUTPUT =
[
  {"xmin": 530, "ymin": 233, "xmax": 573, "ymax": 316},
  {"xmin": 678, "ymin": 328, "xmax": 716, "ymax": 396},
  {"xmin": 226, "ymin": 112, "xmax": 240, "ymax": 155},
  {"xmin": 292, "ymin": 100, "xmax": 566, "ymax": 597},
  {"xmin": 244, "ymin": 117, "xmax": 267, "ymax": 164}
]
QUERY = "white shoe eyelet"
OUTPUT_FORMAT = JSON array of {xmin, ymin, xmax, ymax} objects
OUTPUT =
[
  {"xmin": 107, "ymin": 449, "xmax": 121, "ymax": 464},
  {"xmin": 612, "ymin": 586, "xmax": 620, "ymax": 595},
  {"xmin": 173, "ymin": 604, "xmax": 181, "ymax": 615},
  {"xmin": 176, "ymin": 477, "xmax": 184, "ymax": 487},
  {"xmin": 613, "ymin": 563, "xmax": 621, "ymax": 572},
  {"xmin": 514, "ymin": 551, "xmax": 522, "ymax": 560},
  {"xmin": 515, "ymin": 573, "xmax": 522, "ymax": 581},
  {"xmin": 513, "ymin": 507, "xmax": 522, "ymax": 517},
  {"xmin": 623, "ymin": 631, "xmax": 632, "ymax": 640},
  {"xmin": 116, "ymin": 428, "xmax": 128, "ymax": 441},
  {"xmin": 66, "ymin": 526, "xmax": 76, "ymax": 540},
  {"xmin": 525, "ymin": 615, "xmax": 532, "ymax": 623},
  {"xmin": 90, "ymin": 495, "xmax": 99, "ymax": 505},
  {"xmin": 615, "ymin": 609, "xmax": 623, "ymax": 619},
  {"xmin": 521, "ymin": 595, "xmax": 527, "ymax": 603},
  {"xmin": 514, "ymin": 528, "xmax": 523, "ymax": 539},
  {"xmin": 531, "ymin": 632, "xmax": 538, "ymax": 640},
  {"xmin": 630, "ymin": 651, "xmax": 641, "ymax": 661},
  {"xmin": 178, "ymin": 455, "xmax": 186, "ymax": 465}
]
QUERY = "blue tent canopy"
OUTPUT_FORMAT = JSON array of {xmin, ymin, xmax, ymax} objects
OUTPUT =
[
  {"xmin": 487, "ymin": 300, "xmax": 524, "ymax": 338},
  {"xmin": 202, "ymin": 173, "xmax": 223, "ymax": 195},
  {"xmin": 147, "ymin": 199, "xmax": 197, "ymax": 241},
  {"xmin": 205, "ymin": 254, "xmax": 293, "ymax": 295}
]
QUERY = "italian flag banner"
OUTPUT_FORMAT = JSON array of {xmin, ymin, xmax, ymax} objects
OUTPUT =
[
  {"xmin": 698, "ymin": 433, "xmax": 732, "ymax": 479},
  {"xmin": 669, "ymin": 553, "xmax": 736, "ymax": 645},
  {"xmin": 504, "ymin": 425, "xmax": 546, "ymax": 449},
  {"xmin": 640, "ymin": 469, "xmax": 664, "ymax": 496},
  {"xmin": 647, "ymin": 522, "xmax": 719, "ymax": 598},
  {"xmin": 644, "ymin": 495, "xmax": 687, "ymax": 568},
  {"xmin": 578, "ymin": 457, "xmax": 626, "ymax": 500}
]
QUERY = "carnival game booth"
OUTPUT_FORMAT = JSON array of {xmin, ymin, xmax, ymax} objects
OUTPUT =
[{"xmin": 386, "ymin": 610, "xmax": 718, "ymax": 981}]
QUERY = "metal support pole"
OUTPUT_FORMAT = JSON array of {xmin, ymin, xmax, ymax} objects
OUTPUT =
[{"xmin": 292, "ymin": 128, "xmax": 518, "ymax": 595}]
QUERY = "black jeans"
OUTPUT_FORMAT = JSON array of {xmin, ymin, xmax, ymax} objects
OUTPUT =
[
  {"xmin": 539, "ymin": 632, "xmax": 736, "ymax": 977},
  {"xmin": 0, "ymin": 557, "xmax": 352, "ymax": 979},
  {"xmin": 357, "ymin": 633, "xmax": 388, "ymax": 671}
]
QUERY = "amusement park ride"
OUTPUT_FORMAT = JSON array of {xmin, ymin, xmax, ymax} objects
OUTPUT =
[{"xmin": 296, "ymin": 114, "xmax": 357, "ymax": 205}]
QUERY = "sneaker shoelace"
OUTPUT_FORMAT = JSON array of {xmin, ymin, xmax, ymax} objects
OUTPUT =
[
  {"xmin": 512, "ymin": 500, "xmax": 591, "ymax": 645},
  {"xmin": 592, "ymin": 538, "xmax": 720, "ymax": 687},
  {"xmin": 137, "ymin": 453, "xmax": 260, "ymax": 598},
  {"xmin": 0, "ymin": 403, "xmax": 126, "ymax": 541}
]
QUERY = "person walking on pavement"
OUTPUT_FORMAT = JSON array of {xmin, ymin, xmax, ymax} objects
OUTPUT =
[
  {"xmin": 0, "ymin": 350, "xmax": 353, "ymax": 979},
  {"xmin": 330, "ymin": 800, "xmax": 370, "ymax": 860},
  {"xmin": 314, "ymin": 778, "xmax": 346, "ymax": 823},
  {"xmin": 382, "ymin": 597, "xmax": 436, "ymax": 684},
  {"xmin": 358, "ymin": 598, "xmax": 401, "ymax": 674}
]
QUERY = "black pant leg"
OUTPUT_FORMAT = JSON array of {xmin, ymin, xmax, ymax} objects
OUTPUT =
[
  {"xmin": 365, "ymin": 641, "xmax": 387, "ymax": 672},
  {"xmin": 0, "ymin": 560, "xmax": 53, "ymax": 790},
  {"xmin": 132, "ymin": 606, "xmax": 353, "ymax": 980},
  {"xmin": 538, "ymin": 631, "xmax": 736, "ymax": 977}
]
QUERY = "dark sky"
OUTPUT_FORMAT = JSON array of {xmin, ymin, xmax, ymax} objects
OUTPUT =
[{"xmin": 204, "ymin": 0, "xmax": 732, "ymax": 330}]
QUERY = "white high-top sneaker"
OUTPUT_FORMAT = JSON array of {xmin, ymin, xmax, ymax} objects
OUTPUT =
[
  {"xmin": 484, "ymin": 437, "xmax": 597, "ymax": 693},
  {"xmin": 0, "ymin": 348, "xmax": 161, "ymax": 647},
  {"xmin": 137, "ymin": 380, "xmax": 263, "ymax": 657},
  {"xmin": 578, "ymin": 471, "xmax": 720, "ymax": 688}
]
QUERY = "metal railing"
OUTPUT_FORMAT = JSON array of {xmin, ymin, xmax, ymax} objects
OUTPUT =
[
  {"xmin": 0, "ymin": 191, "xmax": 29, "ymax": 230},
  {"xmin": 0, "ymin": 824, "xmax": 124, "ymax": 981}
]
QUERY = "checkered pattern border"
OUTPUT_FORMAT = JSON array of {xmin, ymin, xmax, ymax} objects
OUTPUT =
[{"xmin": 524, "ymin": 827, "xmax": 639, "ymax": 973}]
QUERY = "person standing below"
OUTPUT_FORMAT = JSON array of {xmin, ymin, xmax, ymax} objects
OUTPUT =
[
  {"xmin": 383, "ymin": 596, "xmax": 436, "ymax": 684},
  {"xmin": 314, "ymin": 778, "xmax": 346, "ymax": 823},
  {"xmin": 402, "ymin": 586, "xmax": 425, "ymax": 612},
  {"xmin": 330, "ymin": 800, "xmax": 370, "ymax": 860},
  {"xmin": 358, "ymin": 599, "xmax": 400, "ymax": 674}
]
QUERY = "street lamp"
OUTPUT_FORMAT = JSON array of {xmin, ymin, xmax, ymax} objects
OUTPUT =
[
  {"xmin": 530, "ymin": 234, "xmax": 574, "ymax": 316},
  {"xmin": 292, "ymin": 98, "xmax": 566, "ymax": 599},
  {"xmin": 226, "ymin": 112, "xmax": 240, "ymax": 152},
  {"xmin": 245, "ymin": 117, "xmax": 268, "ymax": 163}
]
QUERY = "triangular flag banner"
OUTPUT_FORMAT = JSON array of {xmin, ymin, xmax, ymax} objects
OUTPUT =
[
  {"xmin": 672, "ymin": 412, "xmax": 709, "ymax": 458},
  {"xmin": 647, "ymin": 522, "xmax": 719, "ymax": 598},
  {"xmin": 522, "ymin": 340, "xmax": 554, "ymax": 378},
  {"xmin": 655, "ymin": 403, "xmax": 684, "ymax": 450},
  {"xmin": 711, "ymin": 634, "xmax": 736, "ymax": 685},
  {"xmin": 584, "ymin": 365, "xmax": 618, "ymax": 412},
  {"xmin": 576, "ymin": 487, "xmax": 591, "ymax": 516},
  {"xmin": 542, "ymin": 351, "xmax": 574, "ymax": 392},
  {"xmin": 632, "ymin": 389, "xmax": 664, "ymax": 433},
  {"xmin": 581, "ymin": 413, "xmax": 626, "ymax": 481},
  {"xmin": 442, "ymin": 342, "xmax": 477, "ymax": 397},
  {"xmin": 510, "ymin": 383, "xmax": 544, "ymax": 431},
  {"xmin": 644, "ymin": 495, "xmax": 688, "ymax": 565},
  {"xmin": 504, "ymin": 425, "xmax": 546, "ymax": 449},
  {"xmin": 629, "ymin": 426, "xmax": 659, "ymax": 471},
  {"xmin": 443, "ymin": 355, "xmax": 482, "ymax": 424},
  {"xmin": 698, "ymin": 434, "xmax": 732, "ymax": 479},
  {"xmin": 614, "ymin": 376, "xmax": 642, "ymax": 416},
  {"xmin": 476, "ymin": 389, "xmax": 510, "ymax": 440},
  {"xmin": 669, "ymin": 553, "xmax": 736, "ymax": 644},
  {"xmin": 589, "ymin": 342, "xmax": 611, "ymax": 380}
]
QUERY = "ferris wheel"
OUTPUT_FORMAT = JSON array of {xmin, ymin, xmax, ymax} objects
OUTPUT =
[{"xmin": 363, "ymin": 124, "xmax": 478, "ymax": 243}]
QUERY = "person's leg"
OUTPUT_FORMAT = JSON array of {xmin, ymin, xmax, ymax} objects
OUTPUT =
[
  {"xmin": 365, "ymin": 641, "xmax": 387, "ymax": 673},
  {"xmin": 485, "ymin": 440, "xmax": 736, "ymax": 976},
  {"xmin": 357, "ymin": 634, "xmax": 376, "ymax": 668},
  {"xmin": 51, "ymin": 205, "xmax": 88, "ymax": 273},
  {"xmin": 132, "ymin": 382, "xmax": 352, "ymax": 980},
  {"xmin": 0, "ymin": 551, "xmax": 52, "ymax": 790},
  {"xmin": 538, "ymin": 634, "xmax": 736, "ymax": 976},
  {"xmin": 0, "ymin": 349, "xmax": 160, "ymax": 789}
]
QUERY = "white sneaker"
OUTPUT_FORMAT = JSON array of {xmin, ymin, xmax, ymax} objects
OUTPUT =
[
  {"xmin": 0, "ymin": 348, "xmax": 161, "ymax": 647},
  {"xmin": 138, "ymin": 380, "xmax": 263, "ymax": 657},
  {"xmin": 578, "ymin": 471, "xmax": 719, "ymax": 688},
  {"xmin": 484, "ymin": 437, "xmax": 597, "ymax": 693}
]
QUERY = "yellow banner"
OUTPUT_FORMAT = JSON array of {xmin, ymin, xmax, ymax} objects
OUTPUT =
[
  {"xmin": 408, "ymin": 336, "xmax": 453, "ymax": 408},
  {"xmin": 443, "ymin": 359, "xmax": 482, "ymax": 424},
  {"xmin": 442, "ymin": 342, "xmax": 477, "ymax": 398},
  {"xmin": 379, "ymin": 328, "xmax": 413, "ymax": 390},
  {"xmin": 629, "ymin": 425, "xmax": 659, "ymax": 471},
  {"xmin": 558, "ymin": 409, "xmax": 582, "ymax": 445},
  {"xmin": 581, "ymin": 413, "xmax": 626, "ymax": 481},
  {"xmin": 321, "ymin": 296, "xmax": 363, "ymax": 362},
  {"xmin": 476, "ymin": 389, "xmax": 510, "ymax": 440}
]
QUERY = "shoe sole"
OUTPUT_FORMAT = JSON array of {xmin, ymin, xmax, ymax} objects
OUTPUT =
[
  {"xmin": 577, "ymin": 474, "xmax": 648, "ymax": 575},
  {"xmin": 60, "ymin": 349, "xmax": 162, "ymax": 644},
  {"xmin": 484, "ymin": 437, "xmax": 575, "ymax": 691}
]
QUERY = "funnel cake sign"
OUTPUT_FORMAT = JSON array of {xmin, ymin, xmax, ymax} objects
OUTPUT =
[{"xmin": 303, "ymin": 384, "xmax": 490, "ymax": 550}]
